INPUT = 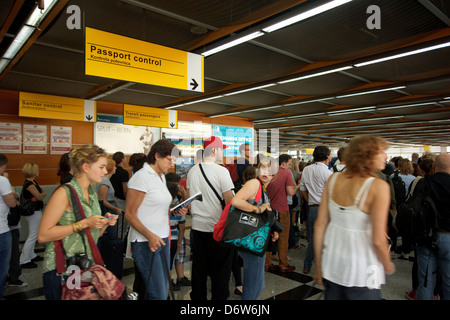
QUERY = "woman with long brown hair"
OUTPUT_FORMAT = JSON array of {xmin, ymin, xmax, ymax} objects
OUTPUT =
[{"xmin": 313, "ymin": 135, "xmax": 395, "ymax": 300}]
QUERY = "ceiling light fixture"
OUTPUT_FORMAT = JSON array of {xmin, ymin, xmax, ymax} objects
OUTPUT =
[
  {"xmin": 277, "ymin": 66, "xmax": 352, "ymax": 84},
  {"xmin": 201, "ymin": 0, "xmax": 353, "ymax": 57},
  {"xmin": 354, "ymin": 41, "xmax": 450, "ymax": 67},
  {"xmin": 335, "ymin": 86, "xmax": 406, "ymax": 99},
  {"xmin": 327, "ymin": 106, "xmax": 376, "ymax": 116},
  {"xmin": 222, "ymin": 83, "xmax": 276, "ymax": 96},
  {"xmin": 0, "ymin": 0, "xmax": 58, "ymax": 74},
  {"xmin": 262, "ymin": 0, "xmax": 353, "ymax": 33},
  {"xmin": 377, "ymin": 102, "xmax": 436, "ymax": 111},
  {"xmin": 202, "ymin": 31, "xmax": 264, "ymax": 57}
]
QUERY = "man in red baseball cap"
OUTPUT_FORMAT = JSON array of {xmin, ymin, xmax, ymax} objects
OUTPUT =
[
  {"xmin": 203, "ymin": 136, "xmax": 228, "ymax": 150},
  {"xmin": 187, "ymin": 135, "xmax": 235, "ymax": 300}
]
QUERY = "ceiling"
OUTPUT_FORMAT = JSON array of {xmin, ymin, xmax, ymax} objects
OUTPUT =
[{"xmin": 1, "ymin": 0, "xmax": 450, "ymax": 151}]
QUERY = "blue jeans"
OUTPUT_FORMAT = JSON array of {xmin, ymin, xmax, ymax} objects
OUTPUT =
[
  {"xmin": 304, "ymin": 206, "xmax": 318, "ymax": 270},
  {"xmin": 0, "ymin": 231, "xmax": 12, "ymax": 300},
  {"xmin": 239, "ymin": 251, "xmax": 265, "ymax": 300},
  {"xmin": 416, "ymin": 233, "xmax": 450, "ymax": 300},
  {"xmin": 43, "ymin": 269, "xmax": 66, "ymax": 300},
  {"xmin": 131, "ymin": 240, "xmax": 170, "ymax": 300}
]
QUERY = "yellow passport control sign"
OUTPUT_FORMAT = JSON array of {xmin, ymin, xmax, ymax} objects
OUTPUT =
[{"xmin": 85, "ymin": 27, "xmax": 203, "ymax": 92}]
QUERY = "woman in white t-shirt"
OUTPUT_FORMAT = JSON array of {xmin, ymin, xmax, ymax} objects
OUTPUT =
[
  {"xmin": 125, "ymin": 139, "xmax": 187, "ymax": 300},
  {"xmin": 313, "ymin": 135, "xmax": 395, "ymax": 300}
]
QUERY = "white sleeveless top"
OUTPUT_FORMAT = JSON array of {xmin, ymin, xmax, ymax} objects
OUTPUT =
[{"xmin": 321, "ymin": 173, "xmax": 386, "ymax": 289}]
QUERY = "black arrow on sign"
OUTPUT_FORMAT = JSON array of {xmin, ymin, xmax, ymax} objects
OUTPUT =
[
  {"xmin": 190, "ymin": 79, "xmax": 198, "ymax": 90},
  {"xmin": 86, "ymin": 115, "xmax": 93, "ymax": 121},
  {"xmin": 170, "ymin": 122, "xmax": 175, "ymax": 128}
]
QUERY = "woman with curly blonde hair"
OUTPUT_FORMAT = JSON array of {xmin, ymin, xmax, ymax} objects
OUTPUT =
[{"xmin": 313, "ymin": 135, "xmax": 395, "ymax": 300}]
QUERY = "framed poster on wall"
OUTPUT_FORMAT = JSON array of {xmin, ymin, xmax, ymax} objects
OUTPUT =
[
  {"xmin": 23, "ymin": 124, "xmax": 47, "ymax": 154},
  {"xmin": 94, "ymin": 121, "xmax": 161, "ymax": 155},
  {"xmin": 50, "ymin": 126, "xmax": 72, "ymax": 154},
  {"xmin": 0, "ymin": 122, "xmax": 21, "ymax": 153}
]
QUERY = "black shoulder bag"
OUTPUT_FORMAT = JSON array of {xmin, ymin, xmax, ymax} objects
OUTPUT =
[{"xmin": 199, "ymin": 163, "xmax": 225, "ymax": 210}]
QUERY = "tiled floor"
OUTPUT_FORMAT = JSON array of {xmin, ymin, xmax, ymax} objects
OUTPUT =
[{"xmin": 3, "ymin": 224, "xmax": 415, "ymax": 301}]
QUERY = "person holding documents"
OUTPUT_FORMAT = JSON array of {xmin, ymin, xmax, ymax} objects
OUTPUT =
[{"xmin": 125, "ymin": 139, "xmax": 188, "ymax": 300}]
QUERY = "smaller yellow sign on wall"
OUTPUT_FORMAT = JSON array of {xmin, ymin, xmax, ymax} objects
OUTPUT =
[
  {"xmin": 123, "ymin": 104, "xmax": 177, "ymax": 129},
  {"xmin": 19, "ymin": 92, "xmax": 96, "ymax": 122}
]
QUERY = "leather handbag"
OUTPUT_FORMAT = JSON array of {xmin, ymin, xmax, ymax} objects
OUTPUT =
[
  {"xmin": 19, "ymin": 184, "xmax": 36, "ymax": 216},
  {"xmin": 55, "ymin": 184, "xmax": 125, "ymax": 300}
]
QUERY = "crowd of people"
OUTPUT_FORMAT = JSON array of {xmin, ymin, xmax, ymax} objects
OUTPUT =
[{"xmin": 0, "ymin": 134, "xmax": 449, "ymax": 301}]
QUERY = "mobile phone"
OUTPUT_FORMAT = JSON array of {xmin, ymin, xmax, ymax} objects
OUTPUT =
[{"xmin": 104, "ymin": 214, "xmax": 119, "ymax": 220}]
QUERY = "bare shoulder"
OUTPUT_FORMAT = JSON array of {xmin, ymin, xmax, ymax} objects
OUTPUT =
[
  {"xmin": 48, "ymin": 186, "xmax": 69, "ymax": 202},
  {"xmin": 370, "ymin": 177, "xmax": 390, "ymax": 194}
]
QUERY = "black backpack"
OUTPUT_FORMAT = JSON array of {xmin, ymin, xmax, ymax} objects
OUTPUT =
[
  {"xmin": 396, "ymin": 178, "xmax": 438, "ymax": 252},
  {"xmin": 392, "ymin": 171, "xmax": 406, "ymax": 206}
]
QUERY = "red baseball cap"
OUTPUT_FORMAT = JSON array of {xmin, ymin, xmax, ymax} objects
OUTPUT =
[{"xmin": 203, "ymin": 136, "xmax": 228, "ymax": 149}]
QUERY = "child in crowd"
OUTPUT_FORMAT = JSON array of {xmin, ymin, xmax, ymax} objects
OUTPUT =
[{"xmin": 166, "ymin": 174, "xmax": 191, "ymax": 290}]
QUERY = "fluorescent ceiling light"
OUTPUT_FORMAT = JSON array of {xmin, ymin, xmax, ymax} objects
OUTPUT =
[
  {"xmin": 222, "ymin": 83, "xmax": 276, "ymax": 96},
  {"xmin": 284, "ymin": 97, "xmax": 334, "ymax": 107},
  {"xmin": 321, "ymin": 119, "xmax": 355, "ymax": 126},
  {"xmin": 377, "ymin": 102, "xmax": 436, "ymax": 111},
  {"xmin": 26, "ymin": 0, "xmax": 58, "ymax": 26},
  {"xmin": 428, "ymin": 119, "xmax": 450, "ymax": 123},
  {"xmin": 277, "ymin": 66, "xmax": 352, "ymax": 84},
  {"xmin": 262, "ymin": 0, "xmax": 353, "ymax": 33},
  {"xmin": 359, "ymin": 115, "xmax": 404, "ymax": 122},
  {"xmin": 355, "ymin": 41, "xmax": 450, "ymax": 67},
  {"xmin": 3, "ymin": 25, "xmax": 35, "ymax": 59},
  {"xmin": 327, "ymin": 106, "xmax": 376, "ymax": 116},
  {"xmin": 202, "ymin": 31, "xmax": 264, "ymax": 57},
  {"xmin": 336, "ymin": 86, "xmax": 406, "ymax": 99},
  {"xmin": 202, "ymin": 0, "xmax": 352, "ymax": 57},
  {"xmin": 286, "ymin": 112, "xmax": 326, "ymax": 119},
  {"xmin": 0, "ymin": 0, "xmax": 58, "ymax": 74},
  {"xmin": 254, "ymin": 118, "xmax": 287, "ymax": 124}
]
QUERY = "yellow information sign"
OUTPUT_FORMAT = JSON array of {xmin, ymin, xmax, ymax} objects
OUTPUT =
[
  {"xmin": 85, "ymin": 27, "xmax": 204, "ymax": 92},
  {"xmin": 19, "ymin": 92, "xmax": 96, "ymax": 122},
  {"xmin": 123, "ymin": 104, "xmax": 178, "ymax": 129}
]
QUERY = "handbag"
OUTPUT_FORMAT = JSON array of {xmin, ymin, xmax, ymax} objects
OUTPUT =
[
  {"xmin": 54, "ymin": 184, "xmax": 125, "ymax": 300},
  {"xmin": 214, "ymin": 178, "xmax": 265, "ymax": 242},
  {"xmin": 214, "ymin": 179, "xmax": 278, "ymax": 256},
  {"xmin": 19, "ymin": 180, "xmax": 40, "ymax": 216},
  {"xmin": 7, "ymin": 205, "xmax": 21, "ymax": 226}
]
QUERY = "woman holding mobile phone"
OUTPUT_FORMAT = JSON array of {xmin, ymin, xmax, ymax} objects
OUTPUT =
[{"xmin": 38, "ymin": 145, "xmax": 118, "ymax": 300}]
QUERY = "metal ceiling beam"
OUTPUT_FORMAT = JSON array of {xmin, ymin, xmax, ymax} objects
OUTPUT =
[
  {"xmin": 0, "ymin": 0, "xmax": 25, "ymax": 44},
  {"xmin": 0, "ymin": 0, "xmax": 69, "ymax": 81},
  {"xmin": 120, "ymin": 0, "xmax": 220, "ymax": 31},
  {"xmin": 418, "ymin": 0, "xmax": 450, "ymax": 27}
]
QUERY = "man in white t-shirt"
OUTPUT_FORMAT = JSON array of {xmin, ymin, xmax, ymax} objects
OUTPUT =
[
  {"xmin": 187, "ymin": 136, "xmax": 234, "ymax": 300},
  {"xmin": 0, "ymin": 154, "xmax": 19, "ymax": 299},
  {"xmin": 300, "ymin": 146, "xmax": 332, "ymax": 274}
]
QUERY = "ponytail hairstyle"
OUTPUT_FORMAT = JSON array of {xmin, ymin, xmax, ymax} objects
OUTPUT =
[{"xmin": 69, "ymin": 144, "xmax": 107, "ymax": 176}]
